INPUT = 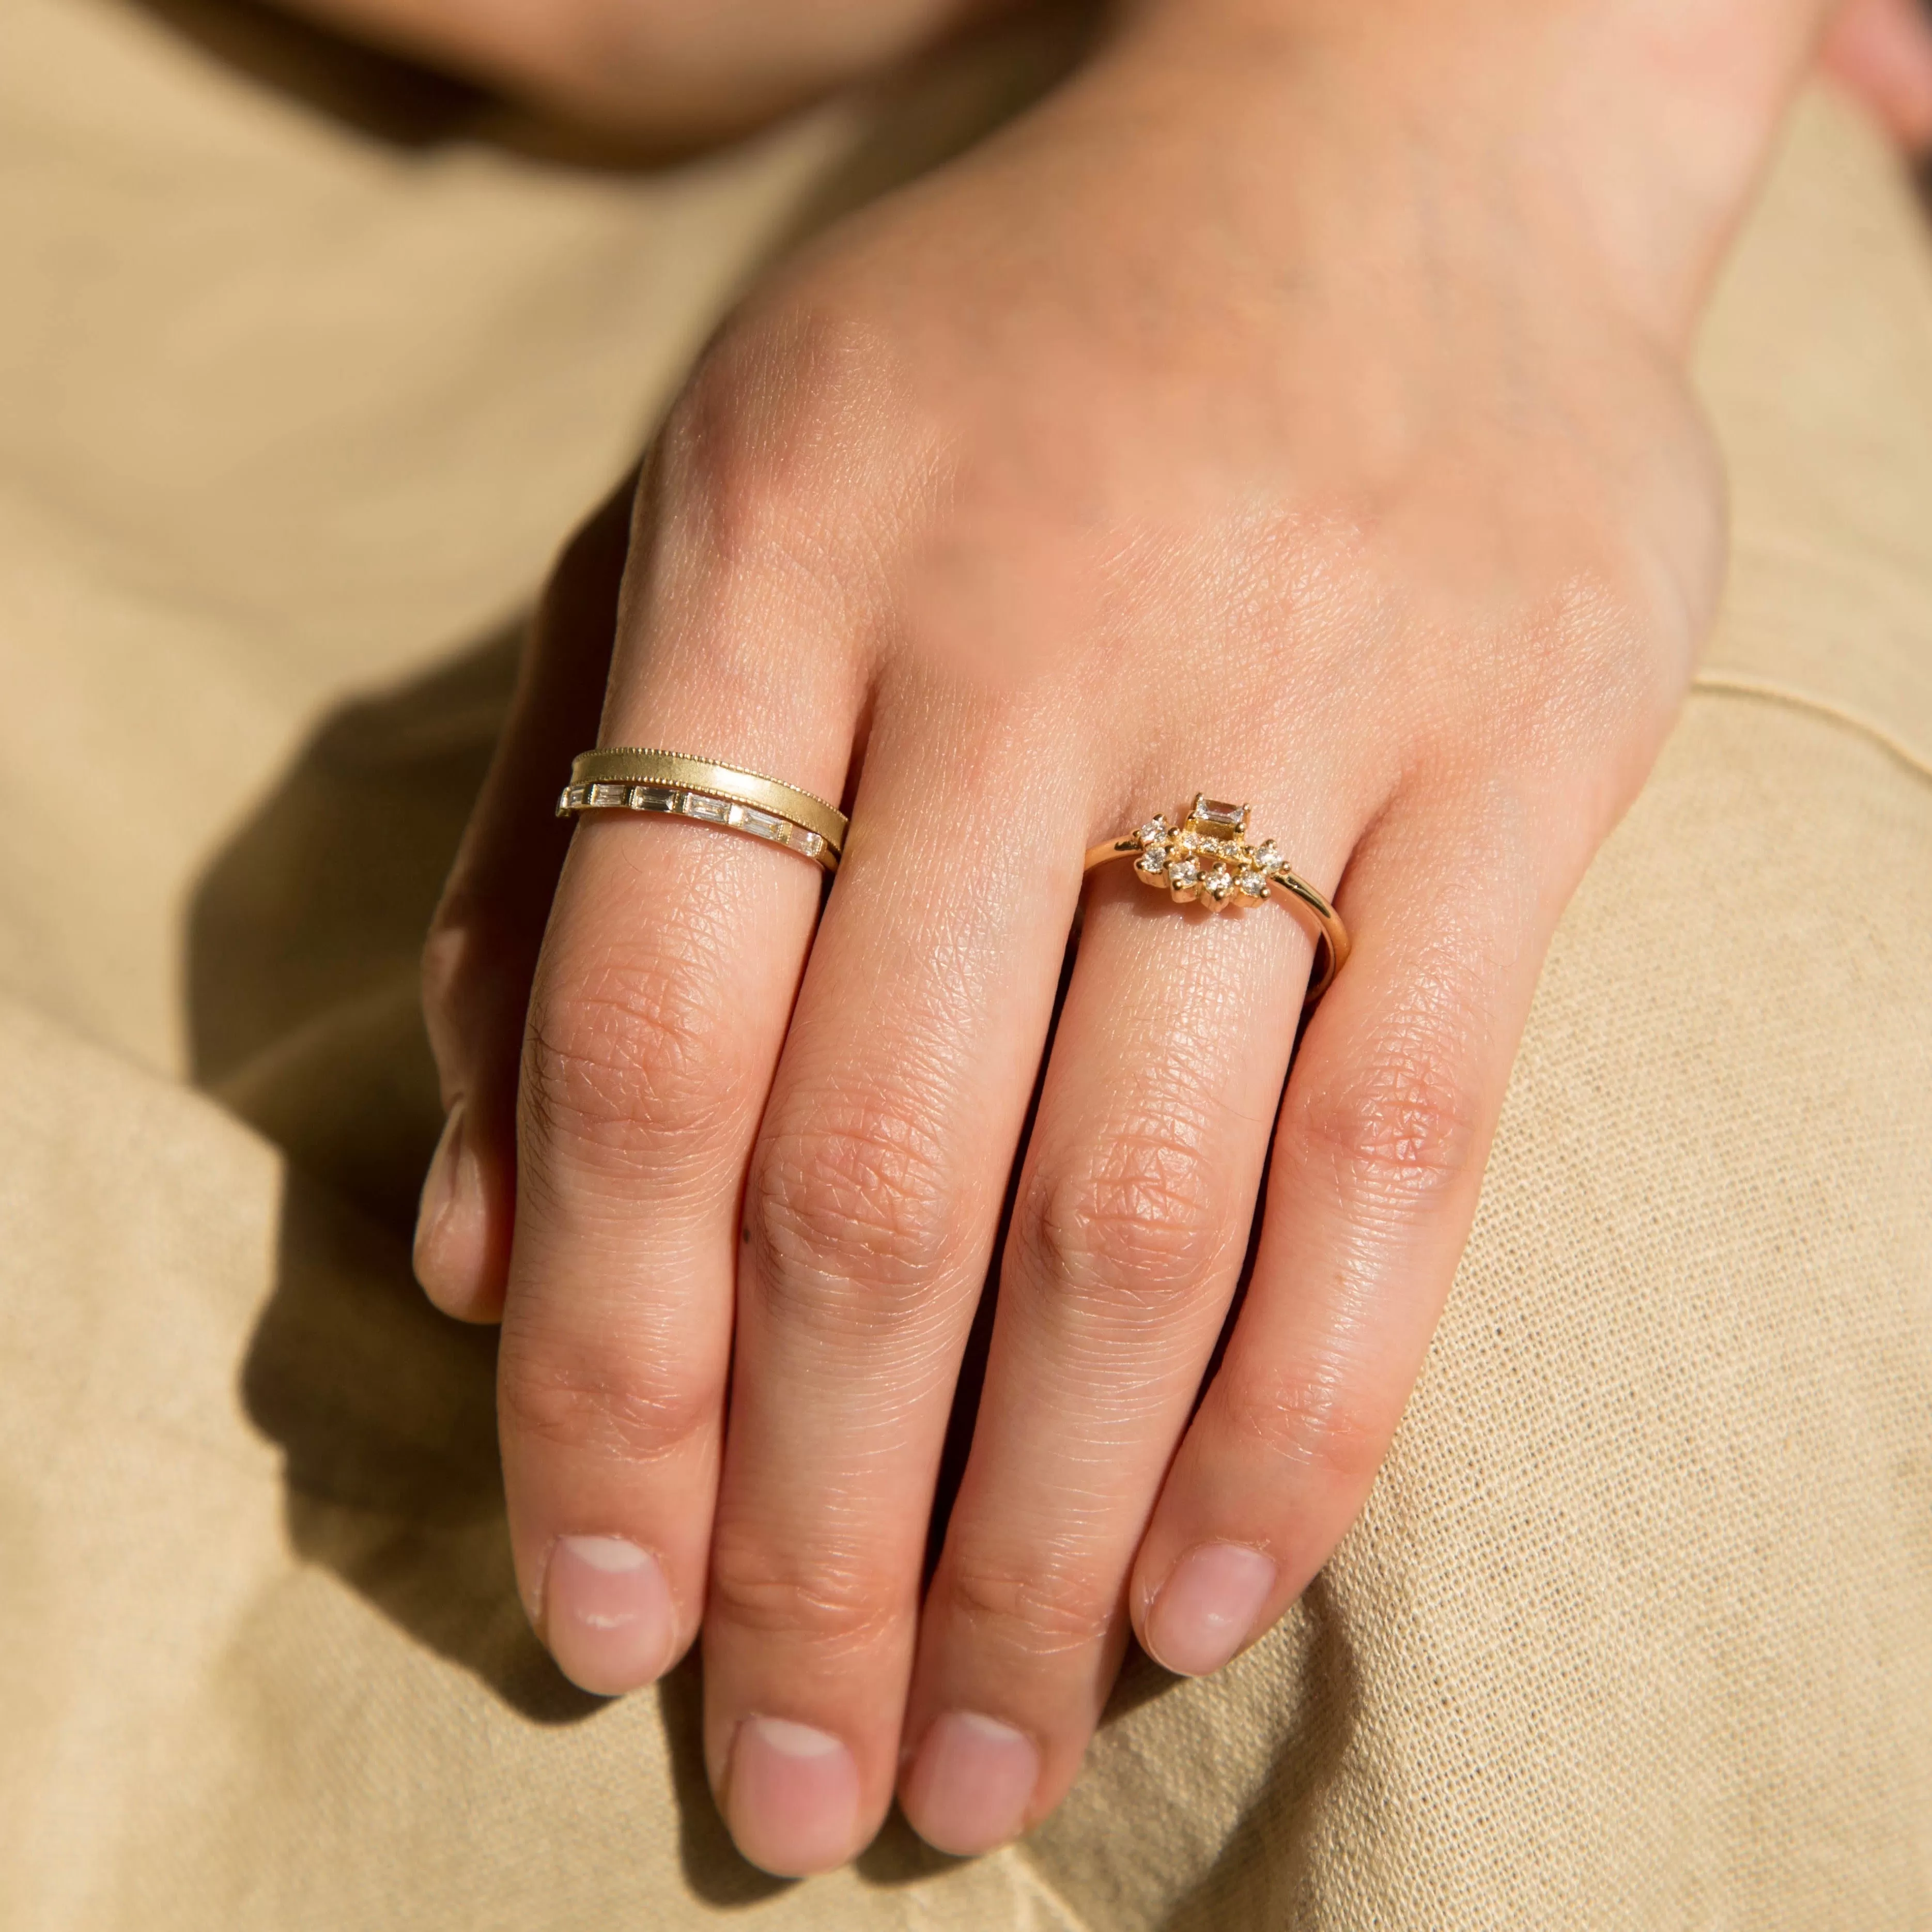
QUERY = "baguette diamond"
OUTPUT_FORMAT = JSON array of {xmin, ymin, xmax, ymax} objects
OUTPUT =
[
  {"xmin": 1191, "ymin": 795, "xmax": 1248, "ymax": 836},
  {"xmin": 558, "ymin": 775, "xmax": 837, "ymax": 872}
]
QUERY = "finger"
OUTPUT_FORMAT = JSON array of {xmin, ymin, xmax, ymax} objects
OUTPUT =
[
  {"xmin": 1129, "ymin": 799, "xmax": 1554, "ymax": 1678},
  {"xmin": 1822, "ymin": 0, "xmax": 1932, "ymax": 153},
  {"xmin": 699, "ymin": 702, "xmax": 1085, "ymax": 1877},
  {"xmin": 495, "ymin": 395, "xmax": 872, "ymax": 1698},
  {"xmin": 414, "ymin": 476, "xmax": 636, "ymax": 1322},
  {"xmin": 898, "ymin": 799, "xmax": 1344, "ymax": 1856}
]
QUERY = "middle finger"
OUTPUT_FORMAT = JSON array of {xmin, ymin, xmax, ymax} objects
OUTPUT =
[{"xmin": 701, "ymin": 689, "xmax": 1086, "ymax": 1876}]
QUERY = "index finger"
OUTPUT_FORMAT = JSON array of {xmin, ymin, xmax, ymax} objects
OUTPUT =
[{"xmin": 494, "ymin": 468, "xmax": 867, "ymax": 1695}]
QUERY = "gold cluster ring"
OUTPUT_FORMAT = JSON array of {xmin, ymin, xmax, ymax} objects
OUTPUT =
[{"xmin": 1084, "ymin": 793, "xmax": 1350, "ymax": 1001}]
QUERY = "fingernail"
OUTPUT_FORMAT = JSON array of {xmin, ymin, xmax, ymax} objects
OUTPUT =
[
  {"xmin": 542, "ymin": 1535, "xmax": 676, "ymax": 1695},
  {"xmin": 903, "ymin": 1712, "xmax": 1038, "ymax": 1856},
  {"xmin": 1145, "ymin": 1544, "xmax": 1278, "ymax": 1678},
  {"xmin": 725, "ymin": 1717, "xmax": 862, "ymax": 1876},
  {"xmin": 413, "ymin": 1098, "xmax": 471, "ymax": 1285}
]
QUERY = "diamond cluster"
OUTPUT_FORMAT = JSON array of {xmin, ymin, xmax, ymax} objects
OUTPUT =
[
  {"xmin": 1132, "ymin": 797, "xmax": 1284, "ymax": 911},
  {"xmin": 558, "ymin": 782, "xmax": 830, "ymax": 865}
]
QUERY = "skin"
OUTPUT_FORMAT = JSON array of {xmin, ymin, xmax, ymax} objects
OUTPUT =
[
  {"xmin": 280, "ymin": 0, "xmax": 1932, "ymax": 148},
  {"xmin": 275, "ymin": 0, "xmax": 1028, "ymax": 141},
  {"xmin": 1821, "ymin": 0, "xmax": 1932, "ymax": 149},
  {"xmin": 363, "ymin": 0, "xmax": 1896, "ymax": 1879}
]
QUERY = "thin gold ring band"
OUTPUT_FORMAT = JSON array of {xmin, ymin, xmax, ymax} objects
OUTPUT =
[
  {"xmin": 1085, "ymin": 793, "xmax": 1350, "ymax": 1002},
  {"xmin": 558, "ymin": 748, "xmax": 846, "ymax": 873}
]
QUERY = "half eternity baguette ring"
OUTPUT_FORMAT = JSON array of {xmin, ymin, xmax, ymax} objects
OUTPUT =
[
  {"xmin": 1085, "ymin": 793, "xmax": 1351, "ymax": 1001},
  {"xmin": 558, "ymin": 748, "xmax": 847, "ymax": 873}
]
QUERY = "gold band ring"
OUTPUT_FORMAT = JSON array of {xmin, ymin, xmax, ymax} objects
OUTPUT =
[
  {"xmin": 1085, "ymin": 793, "xmax": 1350, "ymax": 1002},
  {"xmin": 558, "ymin": 748, "xmax": 846, "ymax": 873}
]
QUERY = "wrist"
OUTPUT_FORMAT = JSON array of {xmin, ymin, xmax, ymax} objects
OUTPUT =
[{"xmin": 1097, "ymin": 0, "xmax": 1835, "ymax": 343}]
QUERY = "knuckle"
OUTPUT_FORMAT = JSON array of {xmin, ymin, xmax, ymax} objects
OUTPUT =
[
  {"xmin": 1218, "ymin": 1370, "xmax": 1389, "ymax": 1486},
  {"xmin": 942, "ymin": 1553, "xmax": 1120, "ymax": 1657},
  {"xmin": 1286, "ymin": 1031, "xmax": 1478, "ymax": 1206},
  {"xmin": 662, "ymin": 302, "xmax": 882, "ymax": 578},
  {"xmin": 421, "ymin": 906, "xmax": 529, "ymax": 1095},
  {"xmin": 1014, "ymin": 1130, "xmax": 1231, "ymax": 1312},
  {"xmin": 746, "ymin": 1081, "xmax": 963, "ymax": 1327},
  {"xmin": 420, "ymin": 918, "xmax": 467, "ymax": 1025},
  {"xmin": 705, "ymin": 1531, "xmax": 903, "ymax": 1658},
  {"xmin": 521, "ymin": 946, "xmax": 747, "ymax": 1171},
  {"xmin": 419, "ymin": 917, "xmax": 474, "ymax": 1063},
  {"xmin": 498, "ymin": 1338, "xmax": 714, "ymax": 1470}
]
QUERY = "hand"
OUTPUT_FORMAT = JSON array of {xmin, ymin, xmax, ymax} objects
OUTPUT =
[{"xmin": 413, "ymin": 0, "xmax": 1815, "ymax": 1875}]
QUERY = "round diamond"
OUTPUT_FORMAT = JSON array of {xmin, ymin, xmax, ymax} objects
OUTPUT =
[
  {"xmin": 1238, "ymin": 870, "xmax": 1268, "ymax": 899},
  {"xmin": 1173, "ymin": 829, "xmax": 1200, "ymax": 852},
  {"xmin": 1137, "ymin": 816, "xmax": 1169, "ymax": 845},
  {"xmin": 1254, "ymin": 840, "xmax": 1282, "ymax": 871},
  {"xmin": 1135, "ymin": 851, "xmax": 1167, "ymax": 881},
  {"xmin": 1202, "ymin": 864, "xmax": 1234, "ymax": 899},
  {"xmin": 1167, "ymin": 859, "xmax": 1201, "ymax": 892}
]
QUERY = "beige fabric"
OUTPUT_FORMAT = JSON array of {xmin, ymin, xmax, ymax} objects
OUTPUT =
[{"xmin": 1, "ymin": 0, "xmax": 1928, "ymax": 1923}]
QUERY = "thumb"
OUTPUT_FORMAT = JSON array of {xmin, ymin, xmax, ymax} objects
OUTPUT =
[{"xmin": 414, "ymin": 471, "xmax": 636, "ymax": 1320}]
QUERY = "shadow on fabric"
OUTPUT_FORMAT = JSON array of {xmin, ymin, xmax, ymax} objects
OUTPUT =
[
  {"xmin": 182, "ymin": 638, "xmax": 772, "ymax": 1898},
  {"xmin": 185, "ymin": 627, "xmax": 596, "ymax": 1722},
  {"xmin": 1164, "ymin": 1575, "xmax": 1361, "ymax": 1930}
]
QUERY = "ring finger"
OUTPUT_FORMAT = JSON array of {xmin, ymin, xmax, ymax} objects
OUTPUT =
[{"xmin": 899, "ymin": 786, "xmax": 1353, "ymax": 1854}]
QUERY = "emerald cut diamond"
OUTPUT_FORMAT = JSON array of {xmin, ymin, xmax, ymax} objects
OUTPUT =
[{"xmin": 1189, "ymin": 795, "xmax": 1249, "ymax": 836}]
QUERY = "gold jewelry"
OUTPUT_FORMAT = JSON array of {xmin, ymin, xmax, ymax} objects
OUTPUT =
[
  {"xmin": 1085, "ymin": 794, "xmax": 1350, "ymax": 1001},
  {"xmin": 558, "ymin": 748, "xmax": 846, "ymax": 873}
]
